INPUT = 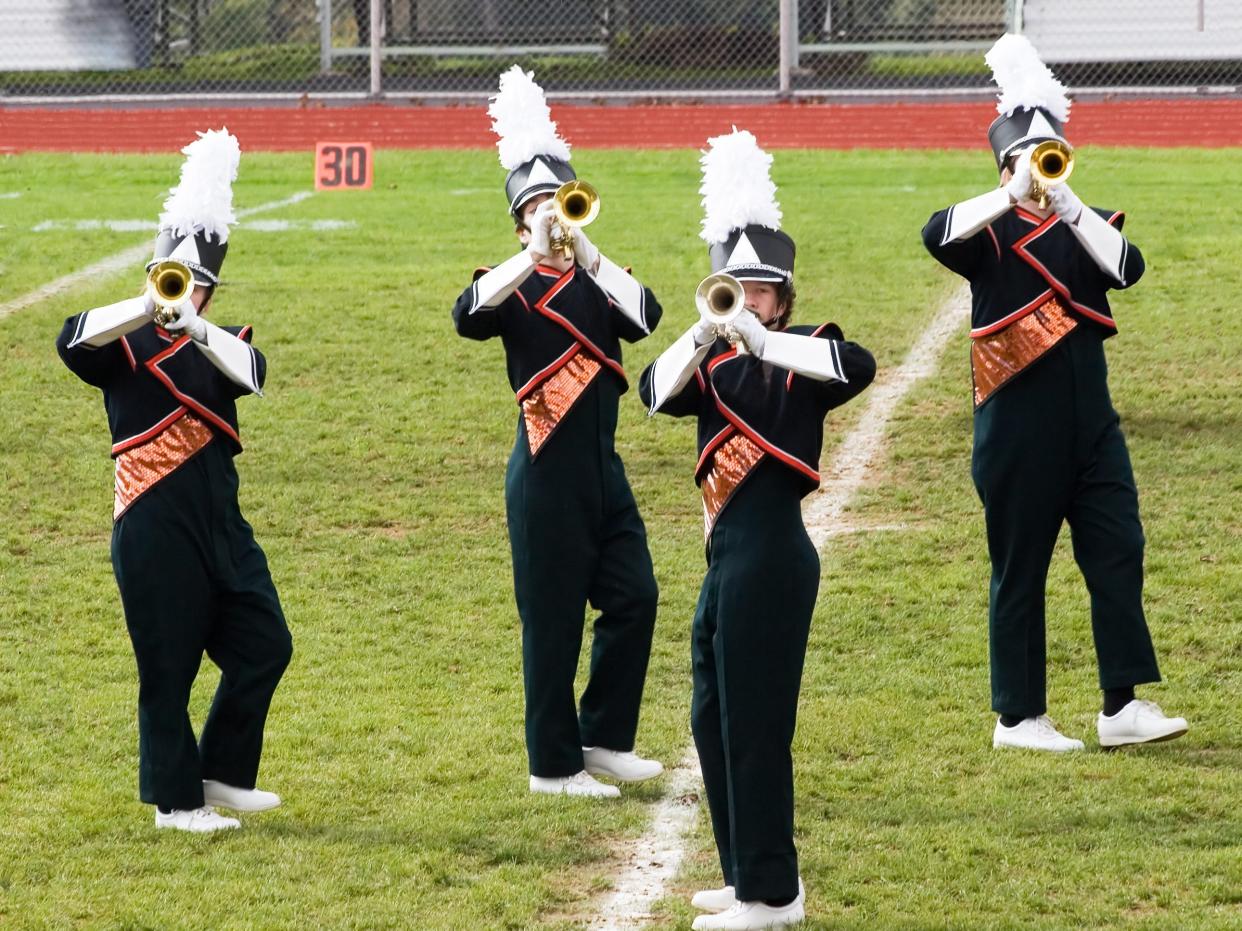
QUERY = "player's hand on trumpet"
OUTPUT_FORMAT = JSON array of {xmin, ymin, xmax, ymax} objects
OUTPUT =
[
  {"xmin": 1004, "ymin": 146, "xmax": 1034, "ymax": 204},
  {"xmin": 163, "ymin": 298, "xmax": 207, "ymax": 341},
  {"xmin": 570, "ymin": 226, "xmax": 600, "ymax": 273},
  {"xmin": 1045, "ymin": 183, "xmax": 1084, "ymax": 224},
  {"xmin": 729, "ymin": 309, "xmax": 768, "ymax": 357},
  {"xmin": 527, "ymin": 200, "xmax": 557, "ymax": 261}
]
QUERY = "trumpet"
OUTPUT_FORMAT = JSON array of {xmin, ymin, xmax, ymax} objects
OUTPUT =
[
  {"xmin": 1028, "ymin": 139, "xmax": 1074, "ymax": 209},
  {"xmin": 549, "ymin": 180, "xmax": 600, "ymax": 259},
  {"xmin": 146, "ymin": 260, "xmax": 193, "ymax": 328},
  {"xmin": 695, "ymin": 272, "xmax": 753, "ymax": 354}
]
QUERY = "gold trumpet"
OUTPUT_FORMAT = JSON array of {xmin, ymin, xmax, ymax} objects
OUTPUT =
[
  {"xmin": 695, "ymin": 272, "xmax": 752, "ymax": 353},
  {"xmin": 549, "ymin": 180, "xmax": 600, "ymax": 259},
  {"xmin": 146, "ymin": 260, "xmax": 194, "ymax": 328},
  {"xmin": 1029, "ymin": 139, "xmax": 1074, "ymax": 209}
]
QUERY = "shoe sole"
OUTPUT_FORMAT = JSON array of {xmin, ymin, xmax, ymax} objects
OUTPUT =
[
  {"xmin": 584, "ymin": 765, "xmax": 664, "ymax": 783},
  {"xmin": 203, "ymin": 797, "xmax": 281, "ymax": 812},
  {"xmin": 992, "ymin": 741, "xmax": 1084, "ymax": 752},
  {"xmin": 1099, "ymin": 726, "xmax": 1188, "ymax": 749}
]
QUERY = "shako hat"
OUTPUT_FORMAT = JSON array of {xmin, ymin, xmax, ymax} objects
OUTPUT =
[
  {"xmin": 146, "ymin": 128, "xmax": 240, "ymax": 287},
  {"xmin": 700, "ymin": 128, "xmax": 794, "ymax": 283},
  {"xmin": 984, "ymin": 34, "xmax": 1071, "ymax": 168},
  {"xmin": 488, "ymin": 66, "xmax": 575, "ymax": 217}
]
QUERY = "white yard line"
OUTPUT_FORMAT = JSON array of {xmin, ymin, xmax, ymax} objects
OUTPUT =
[
  {"xmin": 0, "ymin": 192, "xmax": 312, "ymax": 324},
  {"xmin": 592, "ymin": 283, "xmax": 970, "ymax": 930}
]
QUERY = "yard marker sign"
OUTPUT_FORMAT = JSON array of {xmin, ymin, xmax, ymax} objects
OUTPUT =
[{"xmin": 315, "ymin": 142, "xmax": 373, "ymax": 191}]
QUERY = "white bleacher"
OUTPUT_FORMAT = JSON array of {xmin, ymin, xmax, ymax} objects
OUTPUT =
[{"xmin": 0, "ymin": 0, "xmax": 136, "ymax": 71}]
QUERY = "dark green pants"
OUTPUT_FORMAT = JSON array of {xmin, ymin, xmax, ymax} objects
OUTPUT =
[
  {"xmin": 972, "ymin": 326, "xmax": 1160, "ymax": 717},
  {"xmin": 505, "ymin": 378, "xmax": 658, "ymax": 778},
  {"xmin": 111, "ymin": 440, "xmax": 292, "ymax": 810},
  {"xmin": 691, "ymin": 459, "xmax": 818, "ymax": 903}
]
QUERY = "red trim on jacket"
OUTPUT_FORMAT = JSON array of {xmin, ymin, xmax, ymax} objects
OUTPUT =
[
  {"xmin": 111, "ymin": 406, "xmax": 189, "ymax": 456},
  {"xmin": 144, "ymin": 337, "xmax": 241, "ymax": 444},
  {"xmin": 695, "ymin": 424, "xmax": 737, "ymax": 477},
  {"xmin": 120, "ymin": 334, "xmax": 137, "ymax": 371},
  {"xmin": 516, "ymin": 343, "xmax": 581, "ymax": 401},
  {"xmin": 1010, "ymin": 215, "xmax": 1119, "ymax": 331},
  {"xmin": 985, "ymin": 225, "xmax": 1002, "ymax": 261},
  {"xmin": 706, "ymin": 354, "xmax": 821, "ymax": 484},
  {"xmin": 533, "ymin": 267, "xmax": 628, "ymax": 385},
  {"xmin": 970, "ymin": 288, "xmax": 1055, "ymax": 339},
  {"xmin": 785, "ymin": 323, "xmax": 834, "ymax": 391}
]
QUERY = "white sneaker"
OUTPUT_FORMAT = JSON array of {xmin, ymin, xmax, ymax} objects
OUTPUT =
[
  {"xmin": 993, "ymin": 715, "xmax": 1085, "ymax": 752},
  {"xmin": 202, "ymin": 780, "xmax": 281, "ymax": 812},
  {"xmin": 529, "ymin": 770, "xmax": 621, "ymax": 798},
  {"xmin": 691, "ymin": 892, "xmax": 805, "ymax": 930},
  {"xmin": 582, "ymin": 746, "xmax": 664, "ymax": 782},
  {"xmin": 1098, "ymin": 700, "xmax": 1188, "ymax": 748},
  {"xmin": 691, "ymin": 886, "xmax": 737, "ymax": 913},
  {"xmin": 693, "ymin": 880, "xmax": 800, "ymax": 914},
  {"xmin": 154, "ymin": 805, "xmax": 240, "ymax": 833}
]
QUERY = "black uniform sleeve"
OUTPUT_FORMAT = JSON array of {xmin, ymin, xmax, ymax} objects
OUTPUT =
[
  {"xmin": 217, "ymin": 327, "xmax": 267, "ymax": 399},
  {"xmin": 638, "ymin": 357, "xmax": 704, "ymax": 418},
  {"xmin": 451, "ymin": 281, "xmax": 507, "ymax": 341},
  {"xmin": 922, "ymin": 207, "xmax": 986, "ymax": 279},
  {"xmin": 613, "ymin": 286, "xmax": 664, "ymax": 344},
  {"xmin": 55, "ymin": 314, "xmax": 127, "ymax": 387},
  {"xmin": 818, "ymin": 335, "xmax": 877, "ymax": 410}
]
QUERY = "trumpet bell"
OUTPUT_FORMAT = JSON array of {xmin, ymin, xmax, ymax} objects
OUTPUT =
[
  {"xmin": 553, "ymin": 180, "xmax": 600, "ymax": 229},
  {"xmin": 1029, "ymin": 139, "xmax": 1074, "ymax": 208},
  {"xmin": 695, "ymin": 273, "xmax": 745, "ymax": 325},
  {"xmin": 146, "ymin": 260, "xmax": 194, "ymax": 328}
]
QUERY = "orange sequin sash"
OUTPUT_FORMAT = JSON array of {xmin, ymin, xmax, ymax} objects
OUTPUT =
[
  {"xmin": 971, "ymin": 297, "xmax": 1078, "ymax": 408},
  {"xmin": 113, "ymin": 413, "xmax": 215, "ymax": 519},
  {"xmin": 521, "ymin": 350, "xmax": 602, "ymax": 457},
  {"xmin": 701, "ymin": 433, "xmax": 766, "ymax": 541}
]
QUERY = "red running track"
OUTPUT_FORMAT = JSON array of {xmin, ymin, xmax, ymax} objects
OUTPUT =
[{"xmin": 2, "ymin": 100, "xmax": 1241, "ymax": 153}]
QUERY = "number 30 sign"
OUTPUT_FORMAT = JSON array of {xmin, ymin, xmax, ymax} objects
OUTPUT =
[{"xmin": 315, "ymin": 142, "xmax": 374, "ymax": 191}]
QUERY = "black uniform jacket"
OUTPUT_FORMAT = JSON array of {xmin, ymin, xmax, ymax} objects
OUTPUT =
[
  {"xmin": 452, "ymin": 262, "xmax": 662, "ymax": 402},
  {"xmin": 921, "ymin": 205, "xmax": 1144, "ymax": 338},
  {"xmin": 639, "ymin": 323, "xmax": 876, "ymax": 495},
  {"xmin": 56, "ymin": 318, "xmax": 264, "ymax": 456}
]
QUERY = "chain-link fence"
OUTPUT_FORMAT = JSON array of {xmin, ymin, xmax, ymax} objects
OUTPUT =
[{"xmin": 2, "ymin": 0, "xmax": 1239, "ymax": 102}]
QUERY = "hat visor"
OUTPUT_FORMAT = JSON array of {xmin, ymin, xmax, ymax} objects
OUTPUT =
[
  {"xmin": 510, "ymin": 183, "xmax": 563, "ymax": 215},
  {"xmin": 722, "ymin": 263, "xmax": 789, "ymax": 283}
]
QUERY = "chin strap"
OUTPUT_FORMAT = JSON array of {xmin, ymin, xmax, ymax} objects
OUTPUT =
[
  {"xmin": 760, "ymin": 330, "xmax": 848, "ymax": 382},
  {"xmin": 939, "ymin": 188, "xmax": 1013, "ymax": 244},
  {"xmin": 646, "ymin": 325, "xmax": 711, "ymax": 414},
  {"xmin": 67, "ymin": 296, "xmax": 152, "ymax": 349},
  {"xmin": 469, "ymin": 248, "xmax": 538, "ymax": 312},
  {"xmin": 1068, "ymin": 208, "xmax": 1130, "ymax": 286},
  {"xmin": 193, "ymin": 321, "xmax": 263, "ymax": 396},
  {"xmin": 589, "ymin": 253, "xmax": 649, "ymax": 334}
]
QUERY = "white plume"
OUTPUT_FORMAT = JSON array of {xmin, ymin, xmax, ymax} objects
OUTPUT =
[
  {"xmin": 985, "ymin": 33, "xmax": 1071, "ymax": 123},
  {"xmin": 159, "ymin": 128, "xmax": 240, "ymax": 243},
  {"xmin": 488, "ymin": 65, "xmax": 572, "ymax": 170},
  {"xmin": 699, "ymin": 128, "xmax": 782, "ymax": 246}
]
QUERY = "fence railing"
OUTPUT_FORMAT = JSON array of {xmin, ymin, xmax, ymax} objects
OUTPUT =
[{"xmin": 2, "ymin": 0, "xmax": 1239, "ymax": 103}]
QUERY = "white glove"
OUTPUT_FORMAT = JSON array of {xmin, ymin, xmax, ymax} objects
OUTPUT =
[
  {"xmin": 163, "ymin": 298, "xmax": 207, "ymax": 341},
  {"xmin": 527, "ymin": 200, "xmax": 556, "ymax": 258},
  {"xmin": 571, "ymin": 225, "xmax": 600, "ymax": 272},
  {"xmin": 1004, "ymin": 146, "xmax": 1034, "ymax": 203},
  {"xmin": 730, "ymin": 310, "xmax": 768, "ymax": 357},
  {"xmin": 692, "ymin": 318, "xmax": 717, "ymax": 346},
  {"xmin": 1046, "ymin": 183, "xmax": 1085, "ymax": 223}
]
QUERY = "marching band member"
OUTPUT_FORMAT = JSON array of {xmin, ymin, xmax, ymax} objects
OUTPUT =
[
  {"xmin": 640, "ymin": 129, "xmax": 875, "ymax": 929},
  {"xmin": 452, "ymin": 67, "xmax": 664, "ymax": 798},
  {"xmin": 922, "ymin": 35, "xmax": 1188, "ymax": 752},
  {"xmin": 55, "ymin": 130, "xmax": 292, "ymax": 832}
]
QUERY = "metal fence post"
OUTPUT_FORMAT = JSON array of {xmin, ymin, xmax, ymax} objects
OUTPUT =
[
  {"xmin": 778, "ymin": 0, "xmax": 793, "ymax": 96},
  {"xmin": 370, "ymin": 0, "xmax": 383, "ymax": 96},
  {"xmin": 319, "ymin": 0, "xmax": 332, "ymax": 74}
]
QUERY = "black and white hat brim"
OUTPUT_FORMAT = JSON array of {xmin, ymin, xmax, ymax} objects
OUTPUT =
[
  {"xmin": 709, "ymin": 227, "xmax": 795, "ymax": 283},
  {"xmin": 505, "ymin": 156, "xmax": 576, "ymax": 215},
  {"xmin": 147, "ymin": 229, "xmax": 227, "ymax": 286},
  {"xmin": 988, "ymin": 106, "xmax": 1068, "ymax": 167}
]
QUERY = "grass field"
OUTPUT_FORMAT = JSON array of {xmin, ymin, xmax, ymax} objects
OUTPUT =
[{"xmin": 0, "ymin": 146, "xmax": 1239, "ymax": 929}]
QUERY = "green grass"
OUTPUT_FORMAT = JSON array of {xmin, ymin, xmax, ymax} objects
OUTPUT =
[{"xmin": 1, "ymin": 147, "xmax": 1239, "ymax": 929}]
